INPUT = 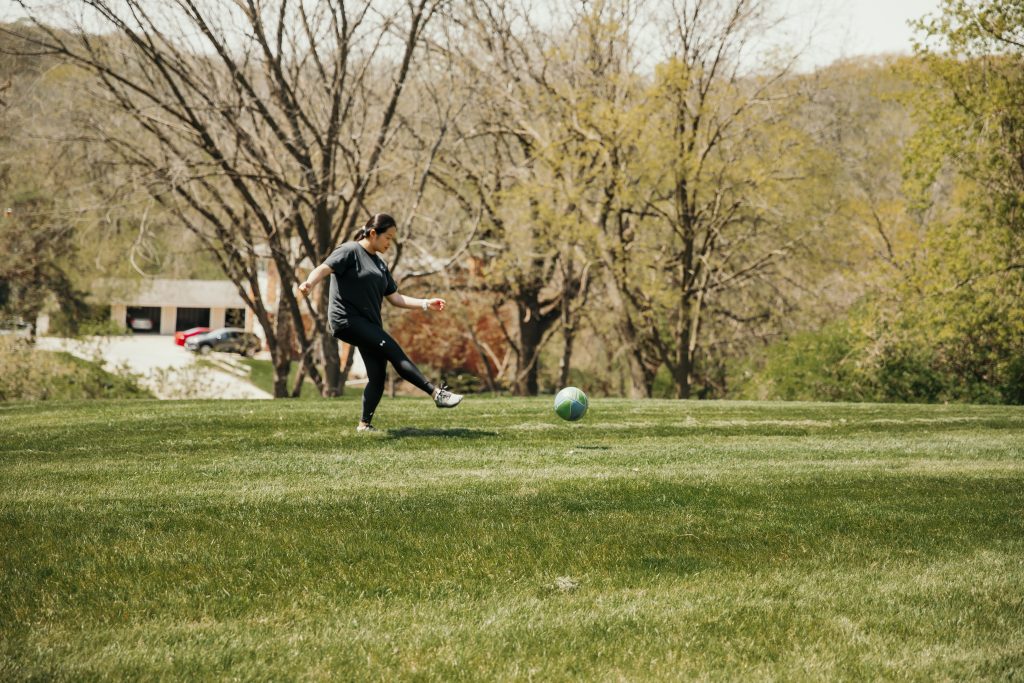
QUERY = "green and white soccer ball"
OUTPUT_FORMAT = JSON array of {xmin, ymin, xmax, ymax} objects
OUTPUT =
[{"xmin": 554, "ymin": 386, "xmax": 588, "ymax": 422}]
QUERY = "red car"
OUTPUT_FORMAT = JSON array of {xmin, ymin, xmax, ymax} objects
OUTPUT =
[{"xmin": 174, "ymin": 326, "xmax": 211, "ymax": 346}]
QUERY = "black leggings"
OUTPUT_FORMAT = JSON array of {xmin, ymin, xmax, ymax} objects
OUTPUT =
[{"xmin": 333, "ymin": 316, "xmax": 435, "ymax": 424}]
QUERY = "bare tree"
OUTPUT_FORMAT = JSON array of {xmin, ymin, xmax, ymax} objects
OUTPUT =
[
  {"xmin": 5, "ymin": 0, "xmax": 443, "ymax": 396},
  {"xmin": 427, "ymin": 0, "xmax": 611, "ymax": 395}
]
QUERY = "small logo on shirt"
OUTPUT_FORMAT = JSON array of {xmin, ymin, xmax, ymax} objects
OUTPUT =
[{"xmin": 379, "ymin": 340, "xmax": 386, "ymax": 347}]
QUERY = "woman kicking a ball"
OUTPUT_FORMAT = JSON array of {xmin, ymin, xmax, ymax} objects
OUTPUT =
[{"xmin": 298, "ymin": 213, "xmax": 463, "ymax": 432}]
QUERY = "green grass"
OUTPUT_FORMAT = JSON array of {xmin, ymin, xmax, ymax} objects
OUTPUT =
[
  {"xmin": 239, "ymin": 358, "xmax": 321, "ymax": 398},
  {"xmin": 1, "ymin": 398, "xmax": 1022, "ymax": 680}
]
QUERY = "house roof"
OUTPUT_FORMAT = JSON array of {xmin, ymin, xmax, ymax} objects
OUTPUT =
[{"xmin": 101, "ymin": 279, "xmax": 248, "ymax": 308}]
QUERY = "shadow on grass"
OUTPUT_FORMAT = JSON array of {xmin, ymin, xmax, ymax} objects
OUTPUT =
[{"xmin": 386, "ymin": 427, "xmax": 498, "ymax": 439}]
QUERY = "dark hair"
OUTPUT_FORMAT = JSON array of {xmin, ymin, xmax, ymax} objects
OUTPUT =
[{"xmin": 355, "ymin": 213, "xmax": 396, "ymax": 240}]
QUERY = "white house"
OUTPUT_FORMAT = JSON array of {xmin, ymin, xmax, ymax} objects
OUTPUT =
[{"xmin": 104, "ymin": 279, "xmax": 255, "ymax": 335}]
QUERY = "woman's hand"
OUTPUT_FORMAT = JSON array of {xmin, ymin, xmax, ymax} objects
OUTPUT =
[
  {"xmin": 297, "ymin": 264, "xmax": 333, "ymax": 297},
  {"xmin": 425, "ymin": 298, "xmax": 446, "ymax": 312}
]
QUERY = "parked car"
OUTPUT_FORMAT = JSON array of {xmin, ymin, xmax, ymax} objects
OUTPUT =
[
  {"xmin": 127, "ymin": 316, "xmax": 154, "ymax": 331},
  {"xmin": 185, "ymin": 327, "xmax": 262, "ymax": 356},
  {"xmin": 174, "ymin": 326, "xmax": 210, "ymax": 346}
]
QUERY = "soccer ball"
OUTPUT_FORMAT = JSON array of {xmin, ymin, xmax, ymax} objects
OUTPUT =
[{"xmin": 554, "ymin": 386, "xmax": 588, "ymax": 422}]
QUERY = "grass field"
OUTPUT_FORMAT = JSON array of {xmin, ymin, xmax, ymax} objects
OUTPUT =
[
  {"xmin": 239, "ymin": 358, "xmax": 321, "ymax": 399},
  {"xmin": 2, "ymin": 397, "xmax": 1023, "ymax": 680}
]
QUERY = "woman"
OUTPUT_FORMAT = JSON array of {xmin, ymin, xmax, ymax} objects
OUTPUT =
[{"xmin": 298, "ymin": 213, "xmax": 463, "ymax": 432}]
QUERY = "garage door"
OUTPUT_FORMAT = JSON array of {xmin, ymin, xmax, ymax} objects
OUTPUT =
[{"xmin": 175, "ymin": 307, "xmax": 211, "ymax": 331}]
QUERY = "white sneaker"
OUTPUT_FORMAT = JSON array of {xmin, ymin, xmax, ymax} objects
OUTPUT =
[
  {"xmin": 356, "ymin": 423, "xmax": 379, "ymax": 433},
  {"xmin": 433, "ymin": 385, "xmax": 463, "ymax": 408}
]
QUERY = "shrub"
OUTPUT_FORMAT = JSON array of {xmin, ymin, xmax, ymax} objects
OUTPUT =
[
  {"xmin": 0, "ymin": 338, "xmax": 151, "ymax": 401},
  {"xmin": 736, "ymin": 322, "xmax": 871, "ymax": 402},
  {"xmin": 47, "ymin": 303, "xmax": 116, "ymax": 337},
  {"xmin": 387, "ymin": 296, "xmax": 509, "ymax": 393},
  {"xmin": 740, "ymin": 314, "xmax": 1024, "ymax": 405}
]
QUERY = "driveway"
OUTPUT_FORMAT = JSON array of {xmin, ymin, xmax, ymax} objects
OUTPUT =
[{"xmin": 37, "ymin": 335, "xmax": 272, "ymax": 399}]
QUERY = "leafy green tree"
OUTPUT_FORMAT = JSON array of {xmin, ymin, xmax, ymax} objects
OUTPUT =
[
  {"xmin": 742, "ymin": 15, "xmax": 1024, "ymax": 406},
  {"xmin": 895, "ymin": 0, "xmax": 1024, "ymax": 402},
  {"xmin": 596, "ymin": 0, "xmax": 821, "ymax": 398},
  {"xmin": 0, "ymin": 39, "xmax": 88, "ymax": 334},
  {"xmin": 0, "ymin": 192, "xmax": 85, "ymax": 336},
  {"xmin": 912, "ymin": 0, "xmax": 1024, "ymax": 237}
]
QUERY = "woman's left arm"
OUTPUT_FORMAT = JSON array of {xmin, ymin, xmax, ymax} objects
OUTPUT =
[{"xmin": 386, "ymin": 292, "xmax": 447, "ymax": 311}]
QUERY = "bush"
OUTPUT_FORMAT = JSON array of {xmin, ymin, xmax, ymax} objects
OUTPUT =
[
  {"xmin": 736, "ymin": 322, "xmax": 871, "ymax": 402},
  {"xmin": 47, "ymin": 303, "xmax": 115, "ymax": 338},
  {"xmin": 387, "ymin": 298, "xmax": 508, "ymax": 393},
  {"xmin": 0, "ymin": 338, "xmax": 151, "ymax": 401},
  {"xmin": 439, "ymin": 371, "xmax": 483, "ymax": 395},
  {"xmin": 739, "ymin": 314, "xmax": 1024, "ymax": 405},
  {"xmin": 871, "ymin": 342, "xmax": 948, "ymax": 403}
]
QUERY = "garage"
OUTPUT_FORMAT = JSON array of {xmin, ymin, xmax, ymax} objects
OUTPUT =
[{"xmin": 104, "ymin": 279, "xmax": 257, "ymax": 337}]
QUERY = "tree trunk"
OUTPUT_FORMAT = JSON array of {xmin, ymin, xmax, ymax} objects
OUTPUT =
[
  {"xmin": 515, "ymin": 297, "xmax": 544, "ymax": 395},
  {"xmin": 557, "ymin": 305, "xmax": 575, "ymax": 390},
  {"xmin": 556, "ymin": 257, "xmax": 577, "ymax": 389},
  {"xmin": 602, "ymin": 276, "xmax": 655, "ymax": 398},
  {"xmin": 672, "ymin": 274, "xmax": 707, "ymax": 399},
  {"xmin": 672, "ymin": 358, "xmax": 692, "ymax": 399},
  {"xmin": 315, "ymin": 285, "xmax": 341, "ymax": 396},
  {"xmin": 271, "ymin": 280, "xmax": 294, "ymax": 398},
  {"xmin": 338, "ymin": 343, "xmax": 356, "ymax": 396},
  {"xmin": 464, "ymin": 323, "xmax": 499, "ymax": 393},
  {"xmin": 270, "ymin": 345, "xmax": 291, "ymax": 398},
  {"xmin": 289, "ymin": 361, "xmax": 307, "ymax": 398},
  {"xmin": 628, "ymin": 349, "xmax": 657, "ymax": 399},
  {"xmin": 322, "ymin": 332, "xmax": 341, "ymax": 396}
]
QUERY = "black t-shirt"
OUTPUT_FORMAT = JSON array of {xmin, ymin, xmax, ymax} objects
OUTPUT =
[{"xmin": 324, "ymin": 241, "xmax": 397, "ymax": 330}]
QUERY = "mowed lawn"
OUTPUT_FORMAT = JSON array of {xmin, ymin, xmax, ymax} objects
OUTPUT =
[{"xmin": 1, "ymin": 398, "xmax": 1022, "ymax": 681}]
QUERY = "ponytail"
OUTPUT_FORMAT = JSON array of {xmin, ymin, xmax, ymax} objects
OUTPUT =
[{"xmin": 356, "ymin": 213, "xmax": 396, "ymax": 241}]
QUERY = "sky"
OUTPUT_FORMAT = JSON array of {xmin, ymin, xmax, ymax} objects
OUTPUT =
[
  {"xmin": 1, "ymin": 0, "xmax": 946, "ymax": 70},
  {"xmin": 786, "ymin": 0, "xmax": 944, "ymax": 69}
]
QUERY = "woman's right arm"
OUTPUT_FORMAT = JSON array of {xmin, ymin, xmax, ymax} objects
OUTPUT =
[{"xmin": 298, "ymin": 263, "xmax": 333, "ymax": 296}]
